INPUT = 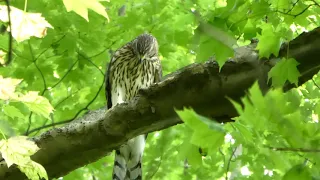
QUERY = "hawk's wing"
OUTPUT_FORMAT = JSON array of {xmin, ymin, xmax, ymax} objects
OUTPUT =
[
  {"xmin": 105, "ymin": 58, "xmax": 113, "ymax": 109},
  {"xmin": 105, "ymin": 43, "xmax": 133, "ymax": 109},
  {"xmin": 154, "ymin": 58, "xmax": 163, "ymax": 83}
]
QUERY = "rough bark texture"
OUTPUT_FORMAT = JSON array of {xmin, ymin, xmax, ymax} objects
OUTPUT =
[{"xmin": 1, "ymin": 27, "xmax": 320, "ymax": 180}]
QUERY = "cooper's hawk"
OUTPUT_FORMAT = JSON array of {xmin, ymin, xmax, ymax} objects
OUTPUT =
[{"xmin": 105, "ymin": 33, "xmax": 162, "ymax": 180}]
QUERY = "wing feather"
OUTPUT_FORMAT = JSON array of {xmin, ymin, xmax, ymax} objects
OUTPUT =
[{"xmin": 105, "ymin": 58, "xmax": 114, "ymax": 109}]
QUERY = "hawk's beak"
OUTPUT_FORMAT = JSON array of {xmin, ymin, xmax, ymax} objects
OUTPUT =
[{"xmin": 140, "ymin": 55, "xmax": 145, "ymax": 63}]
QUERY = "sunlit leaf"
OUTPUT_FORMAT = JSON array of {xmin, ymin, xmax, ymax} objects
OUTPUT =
[
  {"xmin": 18, "ymin": 91, "xmax": 54, "ymax": 119},
  {"xmin": 256, "ymin": 23, "xmax": 281, "ymax": 58},
  {"xmin": 0, "ymin": 5, "xmax": 53, "ymax": 42},
  {"xmin": 176, "ymin": 108, "xmax": 226, "ymax": 153},
  {"xmin": 3, "ymin": 105, "xmax": 25, "ymax": 119},
  {"xmin": 268, "ymin": 58, "xmax": 300, "ymax": 87},
  {"xmin": 18, "ymin": 161, "xmax": 48, "ymax": 180},
  {"xmin": 62, "ymin": 0, "xmax": 110, "ymax": 22},
  {"xmin": 0, "ymin": 136, "xmax": 48, "ymax": 180},
  {"xmin": 0, "ymin": 76, "xmax": 22, "ymax": 100}
]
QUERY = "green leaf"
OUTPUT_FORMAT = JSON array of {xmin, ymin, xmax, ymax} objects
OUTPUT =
[
  {"xmin": 62, "ymin": 0, "xmax": 110, "ymax": 21},
  {"xmin": 196, "ymin": 37, "xmax": 234, "ymax": 67},
  {"xmin": 243, "ymin": 19, "xmax": 257, "ymax": 40},
  {"xmin": 271, "ymin": 0, "xmax": 291, "ymax": 10},
  {"xmin": 268, "ymin": 58, "xmax": 301, "ymax": 87},
  {"xmin": 56, "ymin": 33, "xmax": 77, "ymax": 53},
  {"xmin": 176, "ymin": 108, "xmax": 226, "ymax": 153},
  {"xmin": 179, "ymin": 140, "xmax": 202, "ymax": 166},
  {"xmin": 0, "ymin": 136, "xmax": 38, "ymax": 167},
  {"xmin": 0, "ymin": 76, "xmax": 22, "ymax": 100},
  {"xmin": 191, "ymin": 129, "xmax": 225, "ymax": 154},
  {"xmin": 214, "ymin": 40, "xmax": 234, "ymax": 68},
  {"xmin": 232, "ymin": 122, "xmax": 253, "ymax": 143},
  {"xmin": 256, "ymin": 23, "xmax": 281, "ymax": 58},
  {"xmin": 195, "ymin": 32, "xmax": 235, "ymax": 68},
  {"xmin": 2, "ymin": 105, "xmax": 25, "ymax": 120},
  {"xmin": 282, "ymin": 164, "xmax": 312, "ymax": 180},
  {"xmin": 18, "ymin": 91, "xmax": 54, "ymax": 119},
  {"xmin": 0, "ymin": 136, "xmax": 48, "ymax": 180},
  {"xmin": 18, "ymin": 161, "xmax": 48, "ymax": 180}
]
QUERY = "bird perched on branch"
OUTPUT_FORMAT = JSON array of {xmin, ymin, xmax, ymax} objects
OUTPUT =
[{"xmin": 105, "ymin": 33, "xmax": 162, "ymax": 180}]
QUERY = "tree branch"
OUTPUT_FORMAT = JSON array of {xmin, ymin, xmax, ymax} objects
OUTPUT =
[{"xmin": 1, "ymin": 27, "xmax": 320, "ymax": 180}]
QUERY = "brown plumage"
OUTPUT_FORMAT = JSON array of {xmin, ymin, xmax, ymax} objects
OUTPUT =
[{"xmin": 105, "ymin": 33, "xmax": 162, "ymax": 180}]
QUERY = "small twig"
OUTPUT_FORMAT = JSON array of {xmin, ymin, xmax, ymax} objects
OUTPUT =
[
  {"xmin": 25, "ymin": 40, "xmax": 48, "ymax": 134},
  {"xmin": 146, "ymin": 155, "xmax": 162, "ymax": 180},
  {"xmin": 25, "ymin": 89, "xmax": 81, "ymax": 136},
  {"xmin": 34, "ymin": 35, "xmax": 66, "ymax": 61},
  {"xmin": 54, "ymin": 89, "xmax": 81, "ymax": 109},
  {"xmin": 219, "ymin": 147, "xmax": 226, "ymax": 178},
  {"xmin": 25, "ymin": 40, "xmax": 113, "ymax": 135},
  {"xmin": 267, "ymin": 146, "xmax": 320, "ymax": 152},
  {"xmin": 297, "ymin": 153, "xmax": 316, "ymax": 165},
  {"xmin": 276, "ymin": 4, "xmax": 316, "ymax": 17},
  {"xmin": 226, "ymin": 147, "xmax": 238, "ymax": 180},
  {"xmin": 25, "ymin": 76, "xmax": 105, "ymax": 135},
  {"xmin": 310, "ymin": 0, "xmax": 320, "ymax": 7},
  {"xmin": 24, "ymin": 35, "xmax": 66, "ymax": 134},
  {"xmin": 286, "ymin": 0, "xmax": 300, "ymax": 14},
  {"xmin": 77, "ymin": 52, "xmax": 105, "ymax": 76},
  {"xmin": 87, "ymin": 41, "xmax": 116, "ymax": 59},
  {"xmin": 25, "ymin": 51, "xmax": 106, "ymax": 135},
  {"xmin": 24, "ymin": 119, "xmax": 74, "ymax": 135},
  {"xmin": 49, "ymin": 59, "xmax": 79, "ymax": 89},
  {"xmin": 71, "ymin": 73, "xmax": 105, "ymax": 118},
  {"xmin": 312, "ymin": 79, "xmax": 320, "ymax": 90}
]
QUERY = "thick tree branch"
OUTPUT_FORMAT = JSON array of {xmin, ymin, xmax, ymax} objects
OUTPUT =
[{"xmin": 1, "ymin": 27, "xmax": 320, "ymax": 179}]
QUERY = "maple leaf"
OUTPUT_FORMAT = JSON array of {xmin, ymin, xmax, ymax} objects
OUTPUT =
[
  {"xmin": 0, "ymin": 5, "xmax": 53, "ymax": 42},
  {"xmin": 0, "ymin": 76, "xmax": 22, "ymax": 100},
  {"xmin": 62, "ymin": 0, "xmax": 110, "ymax": 22},
  {"xmin": 256, "ymin": 23, "xmax": 281, "ymax": 58},
  {"xmin": 268, "ymin": 58, "xmax": 301, "ymax": 87}
]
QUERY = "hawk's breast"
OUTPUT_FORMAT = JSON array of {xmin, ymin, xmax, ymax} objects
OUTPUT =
[{"xmin": 111, "ymin": 57, "xmax": 157, "ymax": 106}]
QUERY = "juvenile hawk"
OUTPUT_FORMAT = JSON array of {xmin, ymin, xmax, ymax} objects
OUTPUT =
[{"xmin": 105, "ymin": 33, "xmax": 162, "ymax": 180}]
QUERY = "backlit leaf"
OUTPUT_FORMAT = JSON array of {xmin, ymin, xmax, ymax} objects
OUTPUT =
[
  {"xmin": 268, "ymin": 58, "xmax": 300, "ymax": 87},
  {"xmin": 62, "ymin": 0, "xmax": 110, "ymax": 22},
  {"xmin": 3, "ymin": 105, "xmax": 25, "ymax": 119},
  {"xmin": 256, "ymin": 23, "xmax": 281, "ymax": 58},
  {"xmin": 0, "ymin": 136, "xmax": 47, "ymax": 180},
  {"xmin": 0, "ymin": 5, "xmax": 53, "ymax": 42},
  {"xmin": 0, "ymin": 76, "xmax": 22, "ymax": 100},
  {"xmin": 18, "ymin": 91, "xmax": 54, "ymax": 119}
]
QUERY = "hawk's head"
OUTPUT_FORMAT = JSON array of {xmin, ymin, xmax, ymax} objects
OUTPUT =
[{"xmin": 132, "ymin": 33, "xmax": 159, "ymax": 63}]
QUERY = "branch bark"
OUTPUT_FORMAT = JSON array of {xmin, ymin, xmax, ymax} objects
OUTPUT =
[{"xmin": 2, "ymin": 27, "xmax": 320, "ymax": 179}]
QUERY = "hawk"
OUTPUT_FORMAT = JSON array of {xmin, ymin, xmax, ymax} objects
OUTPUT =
[{"xmin": 105, "ymin": 33, "xmax": 162, "ymax": 180}]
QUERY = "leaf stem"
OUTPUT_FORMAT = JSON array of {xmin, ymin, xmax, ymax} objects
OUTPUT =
[{"xmin": 24, "ymin": 0, "xmax": 28, "ymax": 12}]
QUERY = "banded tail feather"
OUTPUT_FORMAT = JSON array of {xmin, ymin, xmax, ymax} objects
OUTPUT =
[{"xmin": 112, "ymin": 135, "xmax": 146, "ymax": 180}]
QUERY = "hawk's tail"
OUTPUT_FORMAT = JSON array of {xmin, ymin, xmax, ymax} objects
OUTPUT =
[
  {"xmin": 112, "ymin": 153, "xmax": 143, "ymax": 180},
  {"xmin": 127, "ymin": 159, "xmax": 142, "ymax": 180},
  {"xmin": 112, "ymin": 135, "xmax": 145, "ymax": 180},
  {"xmin": 112, "ymin": 150, "xmax": 129, "ymax": 180}
]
